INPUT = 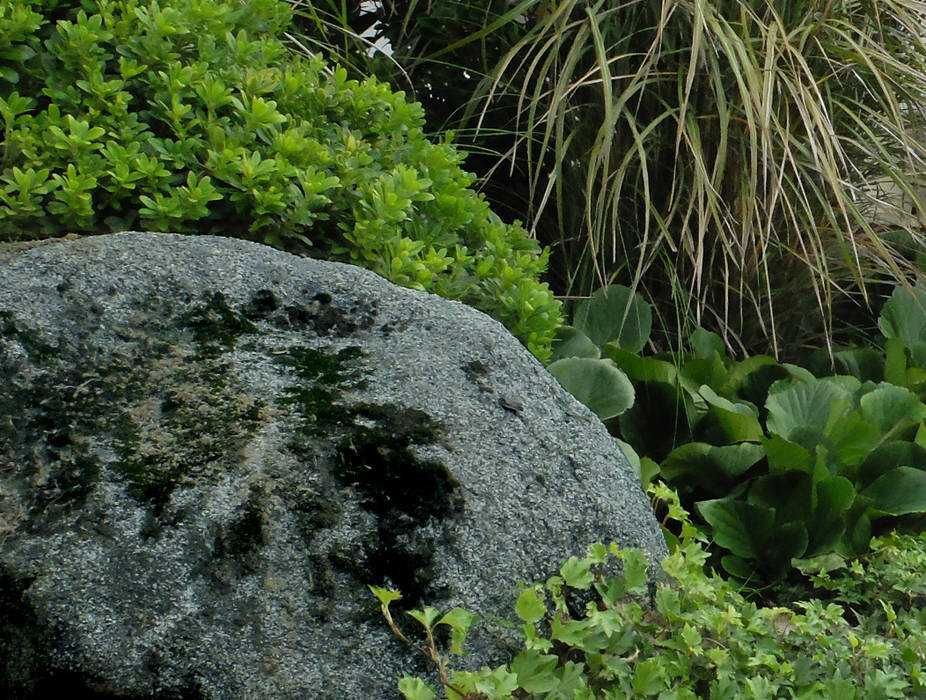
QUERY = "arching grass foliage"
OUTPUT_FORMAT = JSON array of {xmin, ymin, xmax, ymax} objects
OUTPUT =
[{"xmin": 290, "ymin": 0, "xmax": 926, "ymax": 357}]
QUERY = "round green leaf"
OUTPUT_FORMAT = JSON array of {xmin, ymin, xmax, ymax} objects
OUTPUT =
[
  {"xmin": 548, "ymin": 357, "xmax": 635, "ymax": 420},
  {"xmin": 698, "ymin": 385, "xmax": 763, "ymax": 443},
  {"xmin": 861, "ymin": 467, "xmax": 926, "ymax": 516},
  {"xmin": 817, "ymin": 475, "xmax": 856, "ymax": 513},
  {"xmin": 550, "ymin": 325, "xmax": 601, "ymax": 361},
  {"xmin": 661, "ymin": 442, "xmax": 765, "ymax": 484},
  {"xmin": 879, "ymin": 283, "xmax": 926, "ymax": 349},
  {"xmin": 858, "ymin": 440, "xmax": 926, "ymax": 488},
  {"xmin": 696, "ymin": 498, "xmax": 774, "ymax": 559},
  {"xmin": 765, "ymin": 379, "xmax": 851, "ymax": 442},
  {"xmin": 859, "ymin": 383, "xmax": 926, "ymax": 434},
  {"xmin": 573, "ymin": 284, "xmax": 652, "ymax": 351},
  {"xmin": 603, "ymin": 344, "xmax": 678, "ymax": 384},
  {"xmin": 689, "ymin": 326, "xmax": 726, "ymax": 358}
]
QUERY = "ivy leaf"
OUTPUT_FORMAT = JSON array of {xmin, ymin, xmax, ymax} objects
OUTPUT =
[
  {"xmin": 515, "ymin": 586, "xmax": 547, "ymax": 624},
  {"xmin": 407, "ymin": 606, "xmax": 441, "ymax": 629},
  {"xmin": 368, "ymin": 585, "xmax": 402, "ymax": 607},
  {"xmin": 510, "ymin": 650, "xmax": 559, "ymax": 693},
  {"xmin": 618, "ymin": 549, "xmax": 649, "ymax": 593},
  {"xmin": 439, "ymin": 608, "xmax": 476, "ymax": 656},
  {"xmin": 560, "ymin": 556, "xmax": 594, "ymax": 589},
  {"xmin": 632, "ymin": 657, "xmax": 667, "ymax": 695},
  {"xmin": 398, "ymin": 676, "xmax": 436, "ymax": 700}
]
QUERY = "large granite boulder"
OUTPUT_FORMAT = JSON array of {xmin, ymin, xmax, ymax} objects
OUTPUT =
[{"xmin": 0, "ymin": 232, "xmax": 668, "ymax": 698}]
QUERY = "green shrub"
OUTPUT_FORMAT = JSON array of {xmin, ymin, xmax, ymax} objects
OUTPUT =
[
  {"xmin": 0, "ymin": 0, "xmax": 561, "ymax": 360},
  {"xmin": 377, "ymin": 485, "xmax": 926, "ymax": 699}
]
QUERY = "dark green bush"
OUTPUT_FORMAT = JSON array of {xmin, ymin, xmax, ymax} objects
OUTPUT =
[
  {"xmin": 550, "ymin": 283, "xmax": 926, "ymax": 587},
  {"xmin": 0, "ymin": 0, "xmax": 561, "ymax": 360}
]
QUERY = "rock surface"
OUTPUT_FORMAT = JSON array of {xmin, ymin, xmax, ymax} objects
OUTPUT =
[{"xmin": 0, "ymin": 232, "xmax": 668, "ymax": 698}]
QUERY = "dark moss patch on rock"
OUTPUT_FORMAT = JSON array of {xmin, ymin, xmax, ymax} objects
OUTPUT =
[
  {"xmin": 1, "ymin": 294, "xmax": 266, "ymax": 534},
  {"xmin": 179, "ymin": 292, "xmax": 259, "ymax": 357},
  {"xmin": 273, "ymin": 342, "xmax": 461, "ymax": 606},
  {"xmin": 274, "ymin": 345, "xmax": 366, "ymax": 437},
  {"xmin": 240, "ymin": 289, "xmax": 280, "ymax": 320},
  {"xmin": 462, "ymin": 359, "xmax": 494, "ymax": 394},
  {"xmin": 334, "ymin": 413, "xmax": 456, "ymax": 519},
  {"xmin": 0, "ymin": 360, "xmax": 106, "ymax": 530},
  {"xmin": 110, "ymin": 374, "xmax": 264, "ymax": 520},
  {"xmin": 0, "ymin": 568, "xmax": 48, "ymax": 694},
  {"xmin": 333, "ymin": 406, "xmax": 462, "ymax": 604},
  {"xmin": 277, "ymin": 292, "xmax": 378, "ymax": 337},
  {"xmin": 212, "ymin": 486, "xmax": 266, "ymax": 578},
  {"xmin": 0, "ymin": 568, "xmax": 143, "ymax": 698},
  {"xmin": 463, "ymin": 360, "xmax": 491, "ymax": 381},
  {"xmin": 0, "ymin": 311, "xmax": 58, "ymax": 363}
]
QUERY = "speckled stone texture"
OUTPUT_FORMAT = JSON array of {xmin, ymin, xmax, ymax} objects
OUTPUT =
[{"xmin": 0, "ymin": 232, "xmax": 668, "ymax": 698}]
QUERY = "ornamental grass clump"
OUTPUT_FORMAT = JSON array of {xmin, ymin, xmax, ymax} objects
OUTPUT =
[
  {"xmin": 0, "ymin": 0, "xmax": 561, "ymax": 360},
  {"xmin": 298, "ymin": 0, "xmax": 926, "ymax": 356}
]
